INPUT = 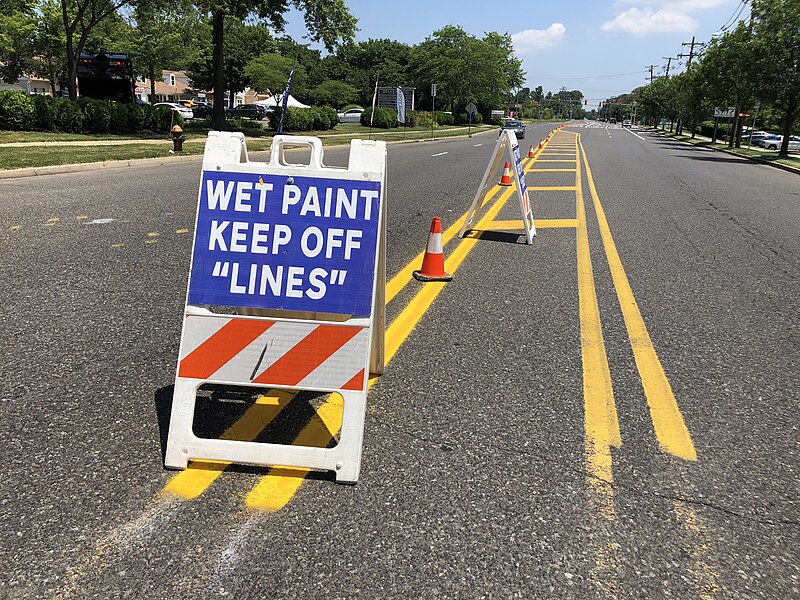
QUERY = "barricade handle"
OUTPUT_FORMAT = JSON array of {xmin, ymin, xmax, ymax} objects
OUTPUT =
[{"xmin": 269, "ymin": 135, "xmax": 325, "ymax": 170}]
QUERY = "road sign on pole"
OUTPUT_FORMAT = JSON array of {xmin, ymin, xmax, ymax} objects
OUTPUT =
[
  {"xmin": 165, "ymin": 132, "xmax": 388, "ymax": 484},
  {"xmin": 430, "ymin": 83, "xmax": 436, "ymax": 97},
  {"xmin": 714, "ymin": 106, "xmax": 736, "ymax": 119},
  {"xmin": 458, "ymin": 129, "xmax": 535, "ymax": 244}
]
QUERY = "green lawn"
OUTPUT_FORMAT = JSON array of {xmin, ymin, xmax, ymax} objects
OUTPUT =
[
  {"xmin": 647, "ymin": 128, "xmax": 800, "ymax": 171},
  {"xmin": 0, "ymin": 123, "xmax": 495, "ymax": 170}
]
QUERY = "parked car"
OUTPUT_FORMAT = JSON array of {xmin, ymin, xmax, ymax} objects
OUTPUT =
[
  {"xmin": 499, "ymin": 119, "xmax": 525, "ymax": 139},
  {"xmin": 756, "ymin": 134, "xmax": 782, "ymax": 148},
  {"xmin": 742, "ymin": 130, "xmax": 769, "ymax": 144},
  {"xmin": 762, "ymin": 136, "xmax": 800, "ymax": 151},
  {"xmin": 153, "ymin": 102, "xmax": 193, "ymax": 120},
  {"xmin": 622, "ymin": 119, "xmax": 632, "ymax": 128},
  {"xmin": 190, "ymin": 102, "xmax": 213, "ymax": 118},
  {"xmin": 337, "ymin": 108, "xmax": 364, "ymax": 123},
  {"xmin": 225, "ymin": 104, "xmax": 270, "ymax": 120}
]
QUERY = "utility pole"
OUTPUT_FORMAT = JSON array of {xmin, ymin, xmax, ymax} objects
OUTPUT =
[
  {"xmin": 663, "ymin": 57, "xmax": 673, "ymax": 78},
  {"xmin": 646, "ymin": 65, "xmax": 656, "ymax": 83},
  {"xmin": 678, "ymin": 36, "xmax": 697, "ymax": 66}
]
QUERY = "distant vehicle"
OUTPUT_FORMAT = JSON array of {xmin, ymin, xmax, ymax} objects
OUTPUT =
[
  {"xmin": 622, "ymin": 119, "xmax": 632, "ymax": 128},
  {"xmin": 76, "ymin": 51, "xmax": 135, "ymax": 103},
  {"xmin": 226, "ymin": 104, "xmax": 270, "ymax": 120},
  {"xmin": 610, "ymin": 117, "xmax": 617, "ymax": 124},
  {"xmin": 337, "ymin": 108, "xmax": 364, "ymax": 123},
  {"xmin": 154, "ymin": 102, "xmax": 193, "ymax": 120},
  {"xmin": 190, "ymin": 102, "xmax": 213, "ymax": 118},
  {"xmin": 756, "ymin": 134, "xmax": 782, "ymax": 148},
  {"xmin": 499, "ymin": 119, "xmax": 525, "ymax": 139},
  {"xmin": 762, "ymin": 136, "xmax": 800, "ymax": 151}
]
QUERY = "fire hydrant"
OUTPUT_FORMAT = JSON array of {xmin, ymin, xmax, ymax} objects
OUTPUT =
[{"xmin": 171, "ymin": 125, "xmax": 186, "ymax": 152}]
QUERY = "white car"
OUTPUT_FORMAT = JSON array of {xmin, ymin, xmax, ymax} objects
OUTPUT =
[
  {"xmin": 337, "ymin": 108, "xmax": 364, "ymax": 123},
  {"xmin": 154, "ymin": 102, "xmax": 193, "ymax": 120},
  {"xmin": 761, "ymin": 135, "xmax": 800, "ymax": 151}
]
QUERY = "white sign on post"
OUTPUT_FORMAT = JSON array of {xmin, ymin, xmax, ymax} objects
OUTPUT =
[
  {"xmin": 714, "ymin": 106, "xmax": 736, "ymax": 119},
  {"xmin": 458, "ymin": 129, "xmax": 535, "ymax": 244},
  {"xmin": 164, "ymin": 132, "xmax": 387, "ymax": 484}
]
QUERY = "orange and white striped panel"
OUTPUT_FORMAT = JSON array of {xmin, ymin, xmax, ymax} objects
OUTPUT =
[{"xmin": 177, "ymin": 315, "xmax": 368, "ymax": 392}]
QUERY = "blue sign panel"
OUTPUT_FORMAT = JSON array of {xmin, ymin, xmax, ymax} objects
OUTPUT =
[
  {"xmin": 511, "ymin": 143, "xmax": 528, "ymax": 198},
  {"xmin": 187, "ymin": 170, "xmax": 382, "ymax": 315}
]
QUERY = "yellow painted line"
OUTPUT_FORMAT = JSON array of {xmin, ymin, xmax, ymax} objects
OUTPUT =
[
  {"xmin": 176, "ymin": 228, "xmax": 189, "ymax": 234},
  {"xmin": 536, "ymin": 159, "xmax": 576, "ymax": 163},
  {"xmin": 164, "ymin": 390, "xmax": 295, "ymax": 500},
  {"xmin": 576, "ymin": 138, "xmax": 621, "ymax": 454},
  {"xmin": 45, "ymin": 217, "xmax": 60, "ymax": 227},
  {"xmin": 529, "ymin": 168, "xmax": 576, "ymax": 173},
  {"xmin": 673, "ymin": 500, "xmax": 720, "ymax": 599},
  {"xmin": 246, "ymin": 183, "xmax": 519, "ymax": 512},
  {"xmin": 111, "ymin": 243, "xmax": 124, "ymax": 249},
  {"xmin": 579, "ymin": 139, "xmax": 696, "ymax": 461},
  {"xmin": 9, "ymin": 225, "xmax": 21, "ymax": 232},
  {"xmin": 530, "ymin": 186, "xmax": 576, "ymax": 191},
  {"xmin": 488, "ymin": 219, "xmax": 577, "ymax": 230},
  {"xmin": 77, "ymin": 215, "xmax": 88, "ymax": 221}
]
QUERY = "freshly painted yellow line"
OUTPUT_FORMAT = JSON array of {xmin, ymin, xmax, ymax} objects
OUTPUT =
[
  {"xmin": 576, "ymin": 137, "xmax": 621, "ymax": 454},
  {"xmin": 529, "ymin": 168, "xmax": 577, "ymax": 173},
  {"xmin": 9, "ymin": 225, "xmax": 21, "ymax": 232},
  {"xmin": 111, "ymin": 243, "xmax": 124, "ymax": 248},
  {"xmin": 529, "ymin": 186, "xmax": 576, "ymax": 191},
  {"xmin": 176, "ymin": 228, "xmax": 189, "ymax": 234},
  {"xmin": 536, "ymin": 159, "xmax": 576, "ymax": 163},
  {"xmin": 488, "ymin": 219, "xmax": 577, "ymax": 229},
  {"xmin": 245, "ymin": 394, "xmax": 344, "ymax": 511},
  {"xmin": 163, "ymin": 390, "xmax": 295, "ymax": 500},
  {"xmin": 77, "ymin": 215, "xmax": 88, "ymax": 220},
  {"xmin": 579, "ymin": 139, "xmax": 696, "ymax": 461}
]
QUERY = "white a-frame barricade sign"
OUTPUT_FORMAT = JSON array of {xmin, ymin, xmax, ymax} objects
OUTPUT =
[
  {"xmin": 458, "ymin": 129, "xmax": 535, "ymax": 244},
  {"xmin": 165, "ymin": 132, "xmax": 386, "ymax": 484}
]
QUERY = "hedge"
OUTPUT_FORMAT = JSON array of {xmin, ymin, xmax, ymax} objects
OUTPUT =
[
  {"xmin": 359, "ymin": 107, "xmax": 399, "ymax": 129},
  {"xmin": 0, "ymin": 91, "xmax": 181, "ymax": 133},
  {"xmin": 268, "ymin": 106, "xmax": 339, "ymax": 132}
]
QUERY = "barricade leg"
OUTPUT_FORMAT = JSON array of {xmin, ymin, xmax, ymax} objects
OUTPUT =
[
  {"xmin": 333, "ymin": 390, "xmax": 367, "ymax": 484},
  {"xmin": 164, "ymin": 377, "xmax": 200, "ymax": 469}
]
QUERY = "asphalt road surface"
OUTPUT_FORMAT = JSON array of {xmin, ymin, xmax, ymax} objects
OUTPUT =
[{"xmin": 0, "ymin": 122, "xmax": 797, "ymax": 599}]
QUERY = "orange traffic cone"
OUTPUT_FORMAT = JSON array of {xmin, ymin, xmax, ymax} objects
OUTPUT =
[
  {"xmin": 499, "ymin": 161, "xmax": 512, "ymax": 186},
  {"xmin": 527, "ymin": 145, "xmax": 535, "ymax": 158},
  {"xmin": 413, "ymin": 217, "xmax": 452, "ymax": 282},
  {"xmin": 538, "ymin": 140, "xmax": 543, "ymax": 149}
]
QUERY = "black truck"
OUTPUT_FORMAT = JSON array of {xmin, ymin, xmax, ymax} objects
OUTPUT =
[{"xmin": 76, "ymin": 51, "xmax": 136, "ymax": 103}]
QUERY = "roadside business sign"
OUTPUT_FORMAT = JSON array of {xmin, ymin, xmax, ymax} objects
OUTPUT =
[
  {"xmin": 458, "ymin": 129, "xmax": 535, "ymax": 244},
  {"xmin": 714, "ymin": 106, "xmax": 736, "ymax": 119},
  {"xmin": 165, "ymin": 132, "xmax": 387, "ymax": 484}
]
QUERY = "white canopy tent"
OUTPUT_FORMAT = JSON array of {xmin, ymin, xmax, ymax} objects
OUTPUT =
[{"xmin": 254, "ymin": 94, "xmax": 310, "ymax": 109}]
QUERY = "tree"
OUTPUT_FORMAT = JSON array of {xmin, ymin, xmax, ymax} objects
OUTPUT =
[
  {"xmin": 199, "ymin": 0, "xmax": 357, "ymax": 129},
  {"xmin": 59, "ymin": 0, "xmax": 139, "ymax": 100},
  {"xmin": 0, "ymin": 0, "xmax": 37, "ymax": 84},
  {"xmin": 308, "ymin": 79, "xmax": 357, "ymax": 108},
  {"xmin": 408, "ymin": 26, "xmax": 524, "ymax": 113},
  {"xmin": 30, "ymin": 0, "xmax": 68, "ymax": 95},
  {"xmin": 244, "ymin": 51, "xmax": 303, "ymax": 96},
  {"xmin": 750, "ymin": 0, "xmax": 800, "ymax": 156}
]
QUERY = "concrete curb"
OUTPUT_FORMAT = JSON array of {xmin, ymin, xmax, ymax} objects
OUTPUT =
[
  {"xmin": 0, "ymin": 127, "xmax": 501, "ymax": 180},
  {"xmin": 0, "ymin": 152, "xmax": 205, "ymax": 180},
  {"xmin": 647, "ymin": 129, "xmax": 800, "ymax": 176}
]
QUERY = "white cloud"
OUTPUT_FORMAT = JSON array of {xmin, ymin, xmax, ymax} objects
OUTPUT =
[
  {"xmin": 601, "ymin": 8, "xmax": 698, "ymax": 36},
  {"xmin": 512, "ymin": 23, "xmax": 567, "ymax": 54}
]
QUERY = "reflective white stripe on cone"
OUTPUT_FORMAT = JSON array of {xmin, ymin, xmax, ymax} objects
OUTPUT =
[{"xmin": 413, "ymin": 216, "xmax": 452, "ymax": 282}]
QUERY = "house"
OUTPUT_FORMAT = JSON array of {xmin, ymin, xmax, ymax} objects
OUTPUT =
[
  {"xmin": 135, "ymin": 70, "xmax": 208, "ymax": 104},
  {"xmin": 0, "ymin": 75, "xmax": 53, "ymax": 95}
]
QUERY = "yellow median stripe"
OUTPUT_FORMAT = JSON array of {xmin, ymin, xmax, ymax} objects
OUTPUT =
[
  {"xmin": 530, "ymin": 168, "xmax": 576, "ymax": 173},
  {"xmin": 536, "ymin": 159, "xmax": 577, "ymax": 163},
  {"xmin": 488, "ymin": 219, "xmax": 577, "ymax": 230},
  {"xmin": 163, "ymin": 390, "xmax": 295, "ymax": 499},
  {"xmin": 529, "ymin": 186, "xmax": 576, "ymax": 191},
  {"xmin": 579, "ymin": 139, "xmax": 696, "ymax": 461}
]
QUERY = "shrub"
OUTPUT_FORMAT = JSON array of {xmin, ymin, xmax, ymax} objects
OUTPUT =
[
  {"xmin": 0, "ymin": 91, "xmax": 36, "ymax": 130},
  {"xmin": 699, "ymin": 119, "xmax": 731, "ymax": 139},
  {"xmin": 153, "ymin": 106, "xmax": 182, "ymax": 131},
  {"xmin": 317, "ymin": 105, "xmax": 338, "ymax": 130},
  {"xmin": 54, "ymin": 99, "xmax": 84, "ymax": 132},
  {"xmin": 107, "ymin": 102, "xmax": 129, "ymax": 133},
  {"xmin": 403, "ymin": 109, "xmax": 417, "ymax": 127},
  {"xmin": 284, "ymin": 108, "xmax": 314, "ymax": 131},
  {"xmin": 416, "ymin": 110, "xmax": 434, "ymax": 129},
  {"xmin": 33, "ymin": 95, "xmax": 58, "ymax": 130},
  {"xmin": 227, "ymin": 117, "xmax": 263, "ymax": 131},
  {"xmin": 435, "ymin": 111, "xmax": 454, "ymax": 126},
  {"xmin": 79, "ymin": 98, "xmax": 111, "ymax": 133},
  {"xmin": 359, "ymin": 107, "xmax": 398, "ymax": 129}
]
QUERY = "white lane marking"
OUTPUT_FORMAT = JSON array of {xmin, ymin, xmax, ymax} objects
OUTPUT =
[
  {"xmin": 86, "ymin": 218, "xmax": 115, "ymax": 225},
  {"xmin": 431, "ymin": 151, "xmax": 449, "ymax": 157},
  {"xmin": 473, "ymin": 143, "xmax": 482, "ymax": 147},
  {"xmin": 624, "ymin": 127, "xmax": 646, "ymax": 141}
]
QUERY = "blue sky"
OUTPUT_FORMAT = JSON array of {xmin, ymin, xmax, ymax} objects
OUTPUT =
[{"xmin": 281, "ymin": 0, "xmax": 751, "ymax": 101}]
